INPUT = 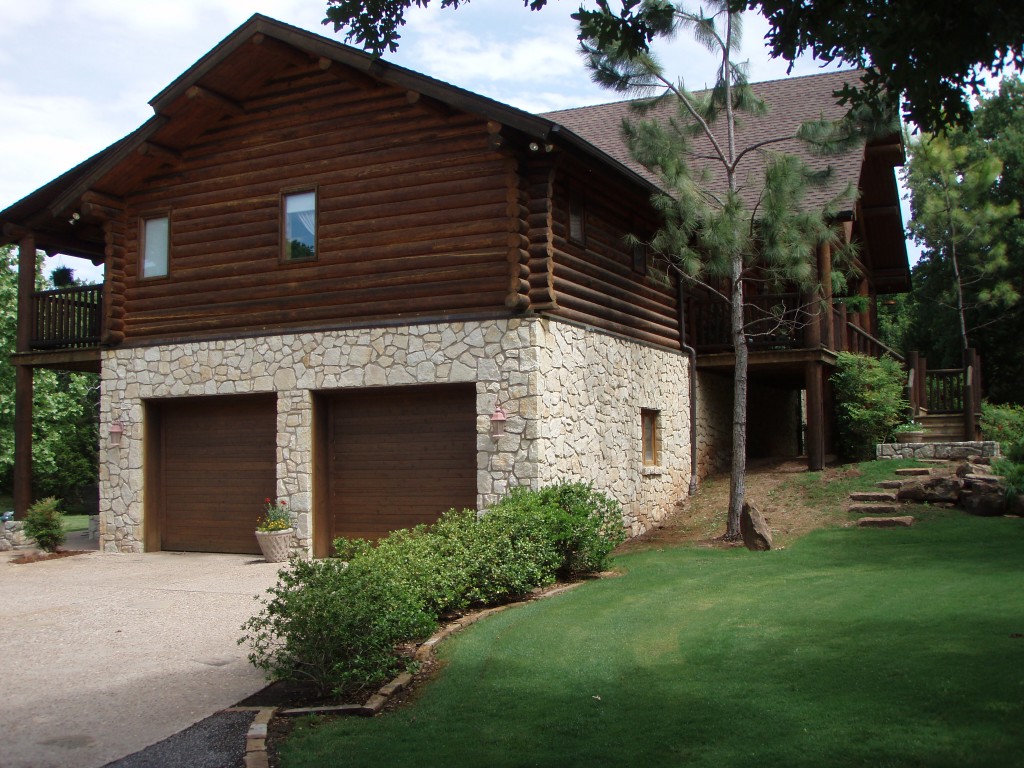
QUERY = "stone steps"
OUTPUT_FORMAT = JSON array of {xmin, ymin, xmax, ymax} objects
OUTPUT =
[
  {"xmin": 849, "ymin": 491, "xmax": 898, "ymax": 503},
  {"xmin": 875, "ymin": 480, "xmax": 902, "ymax": 489},
  {"xmin": 848, "ymin": 503, "xmax": 911, "ymax": 515},
  {"xmin": 895, "ymin": 468, "xmax": 931, "ymax": 477}
]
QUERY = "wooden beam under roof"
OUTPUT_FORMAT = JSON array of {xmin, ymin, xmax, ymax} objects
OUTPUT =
[
  {"xmin": 185, "ymin": 85, "xmax": 245, "ymax": 116},
  {"xmin": 137, "ymin": 141, "xmax": 182, "ymax": 165},
  {"xmin": 317, "ymin": 56, "xmax": 383, "ymax": 90}
]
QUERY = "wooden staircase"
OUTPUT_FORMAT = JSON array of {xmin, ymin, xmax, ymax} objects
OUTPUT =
[
  {"xmin": 906, "ymin": 350, "xmax": 982, "ymax": 442},
  {"xmin": 918, "ymin": 413, "xmax": 970, "ymax": 442}
]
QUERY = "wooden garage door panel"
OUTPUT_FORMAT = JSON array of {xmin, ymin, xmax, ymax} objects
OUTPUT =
[
  {"xmin": 158, "ymin": 395, "xmax": 276, "ymax": 554},
  {"xmin": 328, "ymin": 384, "xmax": 477, "ymax": 541}
]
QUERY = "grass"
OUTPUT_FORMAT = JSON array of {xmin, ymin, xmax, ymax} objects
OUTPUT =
[
  {"xmin": 783, "ymin": 458, "xmax": 928, "ymax": 514},
  {"xmin": 62, "ymin": 514, "xmax": 91, "ymax": 533},
  {"xmin": 280, "ymin": 509, "xmax": 1024, "ymax": 767}
]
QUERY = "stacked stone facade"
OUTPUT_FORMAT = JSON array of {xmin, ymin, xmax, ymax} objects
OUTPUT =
[{"xmin": 100, "ymin": 316, "xmax": 709, "ymax": 555}]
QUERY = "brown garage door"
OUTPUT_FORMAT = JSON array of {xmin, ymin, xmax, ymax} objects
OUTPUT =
[
  {"xmin": 327, "ymin": 384, "xmax": 477, "ymax": 542},
  {"xmin": 152, "ymin": 394, "xmax": 276, "ymax": 554}
]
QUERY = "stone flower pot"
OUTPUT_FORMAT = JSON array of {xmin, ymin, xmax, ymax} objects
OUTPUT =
[
  {"xmin": 255, "ymin": 528, "xmax": 294, "ymax": 563},
  {"xmin": 895, "ymin": 431, "xmax": 925, "ymax": 444}
]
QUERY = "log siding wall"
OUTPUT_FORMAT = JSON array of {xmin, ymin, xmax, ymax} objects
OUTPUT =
[
  {"xmin": 548, "ymin": 163, "xmax": 680, "ymax": 349},
  {"xmin": 116, "ymin": 67, "xmax": 513, "ymax": 342}
]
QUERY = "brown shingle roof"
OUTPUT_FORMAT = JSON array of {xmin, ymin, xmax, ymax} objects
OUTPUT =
[{"xmin": 542, "ymin": 70, "xmax": 866, "ymax": 214}]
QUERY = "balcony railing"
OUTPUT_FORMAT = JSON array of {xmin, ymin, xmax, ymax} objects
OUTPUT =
[
  {"xmin": 689, "ymin": 293, "xmax": 803, "ymax": 352},
  {"xmin": 31, "ymin": 284, "xmax": 103, "ymax": 350}
]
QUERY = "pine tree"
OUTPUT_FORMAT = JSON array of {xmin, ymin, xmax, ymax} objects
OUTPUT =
[{"xmin": 580, "ymin": 0, "xmax": 866, "ymax": 538}]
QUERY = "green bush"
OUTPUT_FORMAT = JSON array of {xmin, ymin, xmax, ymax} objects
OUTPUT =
[
  {"xmin": 244, "ymin": 482, "xmax": 626, "ymax": 696},
  {"xmin": 488, "ymin": 482, "xmax": 626, "ymax": 578},
  {"xmin": 24, "ymin": 497, "xmax": 65, "ymax": 552},
  {"xmin": 980, "ymin": 402, "xmax": 1024, "ymax": 453},
  {"xmin": 831, "ymin": 352, "xmax": 908, "ymax": 460},
  {"xmin": 240, "ymin": 557, "xmax": 436, "ymax": 697}
]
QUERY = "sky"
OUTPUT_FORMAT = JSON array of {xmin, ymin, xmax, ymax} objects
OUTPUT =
[{"xmin": 0, "ymin": 0, "xmax": 896, "ymax": 282}]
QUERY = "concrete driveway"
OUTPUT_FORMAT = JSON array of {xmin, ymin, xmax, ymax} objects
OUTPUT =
[{"xmin": 0, "ymin": 539, "xmax": 284, "ymax": 768}]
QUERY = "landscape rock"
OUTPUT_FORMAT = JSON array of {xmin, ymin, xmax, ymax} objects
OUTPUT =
[
  {"xmin": 740, "ymin": 503, "xmax": 773, "ymax": 551},
  {"xmin": 897, "ymin": 476, "xmax": 963, "ymax": 503},
  {"xmin": 849, "ymin": 492, "xmax": 898, "ymax": 503},
  {"xmin": 856, "ymin": 516, "xmax": 915, "ymax": 527}
]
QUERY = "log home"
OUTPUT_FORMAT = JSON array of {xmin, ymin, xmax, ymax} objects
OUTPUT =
[{"xmin": 1, "ymin": 15, "xmax": 908, "ymax": 556}]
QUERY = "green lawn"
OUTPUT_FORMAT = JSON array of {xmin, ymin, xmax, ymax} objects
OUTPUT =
[
  {"xmin": 281, "ymin": 509, "xmax": 1024, "ymax": 767},
  {"xmin": 63, "ymin": 514, "xmax": 91, "ymax": 533}
]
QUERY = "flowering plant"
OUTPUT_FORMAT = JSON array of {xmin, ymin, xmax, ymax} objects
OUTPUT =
[{"xmin": 257, "ymin": 498, "xmax": 292, "ymax": 532}]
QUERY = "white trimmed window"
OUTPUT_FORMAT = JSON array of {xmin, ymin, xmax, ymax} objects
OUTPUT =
[
  {"xmin": 282, "ymin": 189, "xmax": 317, "ymax": 261},
  {"xmin": 141, "ymin": 215, "xmax": 169, "ymax": 279}
]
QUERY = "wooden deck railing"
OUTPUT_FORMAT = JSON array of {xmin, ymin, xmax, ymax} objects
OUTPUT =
[
  {"xmin": 906, "ymin": 349, "xmax": 983, "ymax": 440},
  {"xmin": 30, "ymin": 284, "xmax": 103, "ymax": 350},
  {"xmin": 689, "ymin": 293, "xmax": 803, "ymax": 352}
]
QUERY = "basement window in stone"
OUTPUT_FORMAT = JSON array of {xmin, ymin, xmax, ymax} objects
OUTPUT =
[
  {"xmin": 282, "ymin": 189, "xmax": 317, "ymax": 262},
  {"xmin": 642, "ymin": 409, "xmax": 660, "ymax": 466}
]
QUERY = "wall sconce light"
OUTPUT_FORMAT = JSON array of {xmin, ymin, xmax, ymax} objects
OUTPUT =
[
  {"xmin": 490, "ymin": 402, "xmax": 508, "ymax": 439},
  {"xmin": 109, "ymin": 419, "xmax": 126, "ymax": 447}
]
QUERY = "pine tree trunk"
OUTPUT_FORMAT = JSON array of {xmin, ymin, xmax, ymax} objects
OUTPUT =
[{"xmin": 726, "ymin": 256, "xmax": 747, "ymax": 540}]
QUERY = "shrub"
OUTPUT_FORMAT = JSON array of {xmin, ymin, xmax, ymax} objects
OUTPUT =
[
  {"xmin": 240, "ymin": 557, "xmax": 436, "ymax": 697},
  {"xmin": 488, "ymin": 482, "xmax": 626, "ymax": 578},
  {"xmin": 24, "ymin": 497, "xmax": 65, "ymax": 552},
  {"xmin": 981, "ymin": 402, "xmax": 1024, "ymax": 453},
  {"xmin": 247, "ymin": 482, "xmax": 626, "ymax": 695},
  {"xmin": 831, "ymin": 352, "xmax": 908, "ymax": 460}
]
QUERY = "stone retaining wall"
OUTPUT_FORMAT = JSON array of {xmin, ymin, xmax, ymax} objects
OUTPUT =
[
  {"xmin": 876, "ymin": 441, "xmax": 1001, "ymax": 461},
  {"xmin": 0, "ymin": 520, "xmax": 27, "ymax": 551},
  {"xmin": 100, "ymin": 317, "xmax": 711, "ymax": 554}
]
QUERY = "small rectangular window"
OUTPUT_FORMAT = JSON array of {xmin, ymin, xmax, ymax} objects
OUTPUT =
[
  {"xmin": 642, "ymin": 409, "xmax": 660, "ymax": 466},
  {"xmin": 632, "ymin": 242, "xmax": 648, "ymax": 275},
  {"xmin": 568, "ymin": 190, "xmax": 586, "ymax": 245},
  {"xmin": 283, "ymin": 189, "xmax": 317, "ymax": 261},
  {"xmin": 141, "ymin": 215, "xmax": 169, "ymax": 279}
]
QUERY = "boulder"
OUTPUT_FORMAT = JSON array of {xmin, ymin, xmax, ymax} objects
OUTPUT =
[
  {"xmin": 958, "ymin": 473, "xmax": 1009, "ymax": 516},
  {"xmin": 897, "ymin": 476, "xmax": 963, "ymax": 503},
  {"xmin": 740, "ymin": 503, "xmax": 773, "ymax": 551}
]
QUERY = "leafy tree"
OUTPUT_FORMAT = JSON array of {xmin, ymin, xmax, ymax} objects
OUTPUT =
[
  {"xmin": 580, "ymin": 0, "xmax": 859, "ymax": 538},
  {"xmin": 734, "ymin": 0, "xmax": 1022, "ymax": 133},
  {"xmin": 905, "ymin": 133, "xmax": 1018, "ymax": 353},
  {"xmin": 0, "ymin": 246, "xmax": 99, "ymax": 506},
  {"xmin": 904, "ymin": 77, "xmax": 1024, "ymax": 403},
  {"xmin": 321, "ymin": 0, "xmax": 1020, "ymax": 132}
]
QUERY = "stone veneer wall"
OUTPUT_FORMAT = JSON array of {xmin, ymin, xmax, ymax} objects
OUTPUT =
[
  {"xmin": 695, "ymin": 371, "xmax": 733, "ymax": 479},
  {"xmin": 99, "ymin": 317, "xmax": 698, "ymax": 554},
  {"xmin": 532, "ymin": 320, "xmax": 691, "ymax": 536},
  {"xmin": 876, "ymin": 441, "xmax": 1001, "ymax": 461}
]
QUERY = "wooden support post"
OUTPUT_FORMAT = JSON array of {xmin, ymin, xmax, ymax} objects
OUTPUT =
[
  {"xmin": 907, "ymin": 351, "xmax": 919, "ymax": 417},
  {"xmin": 803, "ymin": 288, "xmax": 822, "ymax": 349},
  {"xmin": 918, "ymin": 356, "xmax": 928, "ymax": 412},
  {"xmin": 964, "ymin": 347, "xmax": 977, "ymax": 441},
  {"xmin": 14, "ymin": 233, "xmax": 36, "ymax": 518},
  {"xmin": 805, "ymin": 361, "xmax": 825, "ymax": 471}
]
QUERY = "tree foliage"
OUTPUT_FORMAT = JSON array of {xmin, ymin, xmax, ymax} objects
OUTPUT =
[
  {"xmin": 831, "ymin": 352, "xmax": 907, "ymax": 460},
  {"xmin": 903, "ymin": 77, "xmax": 1024, "ymax": 404},
  {"xmin": 322, "ymin": 0, "xmax": 1020, "ymax": 133},
  {"xmin": 0, "ymin": 246, "xmax": 99, "ymax": 505},
  {"xmin": 735, "ymin": 0, "xmax": 1022, "ymax": 133},
  {"xmin": 580, "ymin": 0, "xmax": 857, "ymax": 537}
]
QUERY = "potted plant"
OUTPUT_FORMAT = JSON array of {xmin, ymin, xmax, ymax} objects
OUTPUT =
[
  {"xmin": 893, "ymin": 421, "xmax": 925, "ymax": 444},
  {"xmin": 255, "ymin": 498, "xmax": 293, "ymax": 563}
]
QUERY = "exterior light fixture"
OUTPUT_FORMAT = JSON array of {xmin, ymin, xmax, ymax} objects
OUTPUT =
[
  {"xmin": 528, "ymin": 141, "xmax": 541, "ymax": 152},
  {"xmin": 490, "ymin": 404, "xmax": 508, "ymax": 439},
  {"xmin": 109, "ymin": 419, "xmax": 125, "ymax": 447}
]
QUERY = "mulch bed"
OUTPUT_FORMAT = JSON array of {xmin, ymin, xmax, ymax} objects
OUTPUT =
[{"xmin": 9, "ymin": 549, "xmax": 89, "ymax": 565}]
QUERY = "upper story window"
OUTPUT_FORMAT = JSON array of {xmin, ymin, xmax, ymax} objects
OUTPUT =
[
  {"xmin": 642, "ymin": 408, "xmax": 660, "ymax": 466},
  {"xmin": 282, "ymin": 189, "xmax": 317, "ymax": 262},
  {"xmin": 141, "ymin": 215, "xmax": 169, "ymax": 279},
  {"xmin": 568, "ymin": 190, "xmax": 586, "ymax": 245}
]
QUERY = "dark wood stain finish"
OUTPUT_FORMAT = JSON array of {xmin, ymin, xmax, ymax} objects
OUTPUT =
[
  {"xmin": 326, "ymin": 384, "xmax": 477, "ymax": 542},
  {"xmin": 153, "ymin": 394, "xmax": 277, "ymax": 554}
]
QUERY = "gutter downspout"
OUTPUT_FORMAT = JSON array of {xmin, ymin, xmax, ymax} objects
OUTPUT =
[{"xmin": 678, "ymin": 276, "xmax": 699, "ymax": 496}]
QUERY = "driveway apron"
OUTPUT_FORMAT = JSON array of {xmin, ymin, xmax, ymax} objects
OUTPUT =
[{"xmin": 0, "ymin": 547, "xmax": 283, "ymax": 768}]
